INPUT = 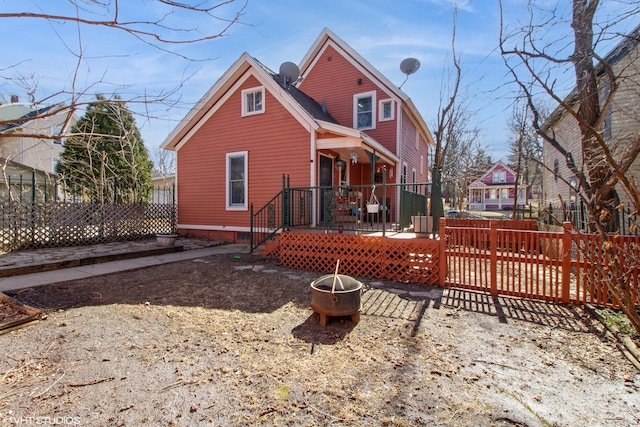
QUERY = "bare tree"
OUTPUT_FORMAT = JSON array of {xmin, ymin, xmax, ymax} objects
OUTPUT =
[
  {"xmin": 506, "ymin": 95, "xmax": 545, "ymax": 217},
  {"xmin": 0, "ymin": 0, "xmax": 248, "ymax": 194},
  {"xmin": 151, "ymin": 145, "xmax": 176, "ymax": 178},
  {"xmin": 500, "ymin": 0, "xmax": 640, "ymax": 334},
  {"xmin": 430, "ymin": 6, "xmax": 462, "ymax": 233}
]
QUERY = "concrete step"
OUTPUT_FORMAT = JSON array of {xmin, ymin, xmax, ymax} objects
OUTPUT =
[{"xmin": 0, "ymin": 245, "xmax": 184, "ymax": 278}]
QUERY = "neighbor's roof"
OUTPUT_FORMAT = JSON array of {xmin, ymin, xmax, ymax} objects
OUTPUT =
[{"xmin": 0, "ymin": 103, "xmax": 59, "ymax": 132}]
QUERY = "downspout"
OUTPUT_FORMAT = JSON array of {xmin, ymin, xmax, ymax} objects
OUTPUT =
[{"xmin": 310, "ymin": 129, "xmax": 317, "ymax": 227}]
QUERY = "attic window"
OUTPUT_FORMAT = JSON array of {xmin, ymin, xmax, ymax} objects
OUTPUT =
[
  {"xmin": 242, "ymin": 87, "xmax": 264, "ymax": 117},
  {"xmin": 493, "ymin": 170, "xmax": 506, "ymax": 184},
  {"xmin": 379, "ymin": 99, "xmax": 393, "ymax": 121},
  {"xmin": 354, "ymin": 91, "xmax": 376, "ymax": 130}
]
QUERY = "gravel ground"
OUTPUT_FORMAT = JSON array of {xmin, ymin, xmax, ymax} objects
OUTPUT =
[{"xmin": 0, "ymin": 252, "xmax": 638, "ymax": 426}]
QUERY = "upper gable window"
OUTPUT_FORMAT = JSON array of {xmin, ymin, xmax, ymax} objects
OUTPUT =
[
  {"xmin": 379, "ymin": 99, "xmax": 394, "ymax": 122},
  {"xmin": 493, "ymin": 170, "xmax": 506, "ymax": 184},
  {"xmin": 241, "ymin": 87, "xmax": 264, "ymax": 117},
  {"xmin": 354, "ymin": 91, "xmax": 376, "ymax": 130}
]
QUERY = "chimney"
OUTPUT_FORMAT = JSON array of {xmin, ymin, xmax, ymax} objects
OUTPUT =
[{"xmin": 10, "ymin": 94, "xmax": 19, "ymax": 103}]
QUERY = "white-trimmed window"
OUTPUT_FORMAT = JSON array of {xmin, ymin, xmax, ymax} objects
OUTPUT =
[
  {"xmin": 493, "ymin": 170, "xmax": 506, "ymax": 184},
  {"xmin": 378, "ymin": 99, "xmax": 394, "ymax": 121},
  {"xmin": 226, "ymin": 151, "xmax": 248, "ymax": 209},
  {"xmin": 354, "ymin": 91, "xmax": 376, "ymax": 130},
  {"xmin": 241, "ymin": 87, "xmax": 264, "ymax": 116},
  {"xmin": 420, "ymin": 155, "xmax": 424, "ymax": 175}
]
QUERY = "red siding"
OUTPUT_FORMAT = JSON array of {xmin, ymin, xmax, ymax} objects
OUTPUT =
[
  {"xmin": 299, "ymin": 45, "xmax": 396, "ymax": 153},
  {"xmin": 177, "ymin": 75, "xmax": 311, "ymax": 228},
  {"xmin": 482, "ymin": 164, "xmax": 516, "ymax": 185},
  {"xmin": 399, "ymin": 110, "xmax": 429, "ymax": 182}
]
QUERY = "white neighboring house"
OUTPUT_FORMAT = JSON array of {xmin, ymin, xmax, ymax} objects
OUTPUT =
[
  {"xmin": 0, "ymin": 97, "xmax": 76, "ymax": 201},
  {"xmin": 151, "ymin": 173, "xmax": 175, "ymax": 204},
  {"xmin": 541, "ymin": 24, "xmax": 640, "ymax": 213}
]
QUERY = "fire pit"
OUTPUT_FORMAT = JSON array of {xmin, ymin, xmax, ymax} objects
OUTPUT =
[{"xmin": 310, "ymin": 273, "xmax": 363, "ymax": 326}]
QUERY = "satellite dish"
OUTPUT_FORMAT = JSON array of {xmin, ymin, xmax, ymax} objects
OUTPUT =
[
  {"xmin": 399, "ymin": 58, "xmax": 420, "ymax": 89},
  {"xmin": 279, "ymin": 61, "xmax": 300, "ymax": 85},
  {"xmin": 400, "ymin": 58, "xmax": 420, "ymax": 76}
]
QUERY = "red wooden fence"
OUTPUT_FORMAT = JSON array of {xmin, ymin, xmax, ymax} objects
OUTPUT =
[
  {"xmin": 267, "ymin": 218, "xmax": 639, "ymax": 309},
  {"xmin": 441, "ymin": 218, "xmax": 639, "ymax": 308}
]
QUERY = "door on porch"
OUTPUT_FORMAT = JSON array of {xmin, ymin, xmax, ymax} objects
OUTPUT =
[{"xmin": 319, "ymin": 155, "xmax": 333, "ymax": 223}]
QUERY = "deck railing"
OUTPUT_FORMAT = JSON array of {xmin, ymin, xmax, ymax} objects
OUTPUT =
[{"xmin": 250, "ymin": 176, "xmax": 432, "ymax": 251}]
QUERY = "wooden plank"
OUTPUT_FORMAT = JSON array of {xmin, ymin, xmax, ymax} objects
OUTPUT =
[{"xmin": 0, "ymin": 292, "xmax": 43, "ymax": 332}]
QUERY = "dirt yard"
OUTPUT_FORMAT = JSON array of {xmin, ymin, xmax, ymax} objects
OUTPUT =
[{"xmin": 0, "ymin": 252, "xmax": 638, "ymax": 426}]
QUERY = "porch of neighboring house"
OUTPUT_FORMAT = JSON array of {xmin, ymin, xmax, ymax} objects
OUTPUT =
[
  {"xmin": 257, "ymin": 217, "xmax": 639, "ymax": 310},
  {"xmin": 468, "ymin": 186, "xmax": 526, "ymax": 211}
]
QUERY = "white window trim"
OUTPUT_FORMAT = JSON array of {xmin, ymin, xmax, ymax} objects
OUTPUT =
[
  {"xmin": 241, "ymin": 86, "xmax": 265, "ymax": 117},
  {"xmin": 353, "ymin": 90, "xmax": 376, "ymax": 130},
  {"xmin": 493, "ymin": 170, "xmax": 506, "ymax": 184},
  {"xmin": 378, "ymin": 99, "xmax": 394, "ymax": 122},
  {"xmin": 420, "ymin": 155, "xmax": 424, "ymax": 175},
  {"xmin": 226, "ymin": 151, "xmax": 248, "ymax": 210}
]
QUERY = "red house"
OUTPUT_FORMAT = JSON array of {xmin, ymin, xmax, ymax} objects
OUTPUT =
[
  {"xmin": 467, "ymin": 161, "xmax": 527, "ymax": 211},
  {"xmin": 161, "ymin": 28, "xmax": 434, "ymax": 242}
]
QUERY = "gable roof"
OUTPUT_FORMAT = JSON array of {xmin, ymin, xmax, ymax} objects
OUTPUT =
[
  {"xmin": 298, "ymin": 28, "xmax": 434, "ymax": 146},
  {"xmin": 161, "ymin": 51, "xmax": 400, "ymax": 164},
  {"xmin": 0, "ymin": 103, "xmax": 57, "ymax": 132},
  {"xmin": 161, "ymin": 53, "xmax": 317, "ymax": 150},
  {"xmin": 468, "ymin": 160, "xmax": 518, "ymax": 187}
]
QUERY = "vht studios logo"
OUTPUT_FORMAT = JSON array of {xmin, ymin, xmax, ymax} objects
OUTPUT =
[{"xmin": 0, "ymin": 414, "xmax": 81, "ymax": 425}]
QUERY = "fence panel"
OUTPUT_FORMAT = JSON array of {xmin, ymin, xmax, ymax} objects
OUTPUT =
[
  {"xmin": 570, "ymin": 233, "xmax": 640, "ymax": 308},
  {"xmin": 442, "ymin": 219, "xmax": 639, "ymax": 308},
  {"xmin": 1, "ymin": 201, "xmax": 176, "ymax": 252}
]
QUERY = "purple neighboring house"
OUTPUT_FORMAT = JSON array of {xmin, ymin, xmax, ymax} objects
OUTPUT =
[{"xmin": 467, "ymin": 161, "xmax": 527, "ymax": 211}]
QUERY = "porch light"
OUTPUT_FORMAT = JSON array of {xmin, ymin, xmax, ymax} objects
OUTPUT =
[
  {"xmin": 335, "ymin": 159, "xmax": 346, "ymax": 170},
  {"xmin": 350, "ymin": 151, "xmax": 359, "ymax": 164}
]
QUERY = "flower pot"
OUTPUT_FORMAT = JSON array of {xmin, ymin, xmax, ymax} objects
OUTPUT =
[
  {"xmin": 411, "ymin": 216, "xmax": 432, "ymax": 233},
  {"xmin": 156, "ymin": 234, "xmax": 178, "ymax": 247},
  {"xmin": 366, "ymin": 203, "xmax": 380, "ymax": 213}
]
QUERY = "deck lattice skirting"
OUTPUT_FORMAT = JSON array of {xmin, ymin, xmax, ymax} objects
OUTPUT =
[{"xmin": 276, "ymin": 232, "xmax": 440, "ymax": 286}]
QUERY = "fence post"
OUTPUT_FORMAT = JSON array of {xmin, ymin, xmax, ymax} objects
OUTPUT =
[
  {"xmin": 490, "ymin": 220, "xmax": 498, "ymax": 295},
  {"xmin": 561, "ymin": 221, "xmax": 573, "ymax": 303},
  {"xmin": 31, "ymin": 170, "xmax": 36, "ymax": 202},
  {"xmin": 382, "ymin": 166, "xmax": 387, "ymax": 237},
  {"xmin": 438, "ymin": 217, "xmax": 446, "ymax": 287}
]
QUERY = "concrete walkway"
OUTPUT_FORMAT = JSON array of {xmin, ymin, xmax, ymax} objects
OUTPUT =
[{"xmin": 0, "ymin": 239, "xmax": 250, "ymax": 292}]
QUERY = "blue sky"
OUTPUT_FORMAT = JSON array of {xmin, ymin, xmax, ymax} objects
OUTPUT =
[{"xmin": 1, "ymin": 0, "xmax": 637, "ymax": 162}]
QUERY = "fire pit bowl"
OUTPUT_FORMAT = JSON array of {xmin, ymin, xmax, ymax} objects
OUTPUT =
[{"xmin": 310, "ymin": 274, "xmax": 363, "ymax": 326}]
